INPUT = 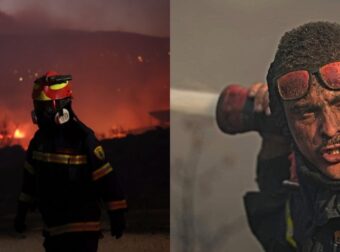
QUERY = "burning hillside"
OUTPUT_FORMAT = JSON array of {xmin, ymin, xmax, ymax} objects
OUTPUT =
[
  {"xmin": 0, "ymin": 116, "xmax": 31, "ymax": 148},
  {"xmin": 0, "ymin": 27, "xmax": 169, "ymax": 149}
]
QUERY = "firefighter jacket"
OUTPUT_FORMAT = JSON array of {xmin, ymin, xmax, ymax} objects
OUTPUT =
[
  {"xmin": 244, "ymin": 152, "xmax": 340, "ymax": 252},
  {"xmin": 18, "ymin": 119, "xmax": 127, "ymax": 236}
]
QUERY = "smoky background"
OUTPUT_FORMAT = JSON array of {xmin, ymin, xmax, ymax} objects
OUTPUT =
[{"xmin": 171, "ymin": 1, "xmax": 340, "ymax": 251}]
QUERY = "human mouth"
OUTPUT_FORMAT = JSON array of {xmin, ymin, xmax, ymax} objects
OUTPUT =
[{"xmin": 321, "ymin": 144, "xmax": 340, "ymax": 163}]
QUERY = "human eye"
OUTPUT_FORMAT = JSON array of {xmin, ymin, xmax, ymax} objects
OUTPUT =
[
  {"xmin": 301, "ymin": 109, "xmax": 316, "ymax": 119},
  {"xmin": 293, "ymin": 107, "xmax": 317, "ymax": 121},
  {"xmin": 334, "ymin": 100, "xmax": 340, "ymax": 109},
  {"xmin": 330, "ymin": 95, "xmax": 340, "ymax": 108}
]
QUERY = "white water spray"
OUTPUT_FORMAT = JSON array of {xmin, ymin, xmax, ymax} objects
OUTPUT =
[{"xmin": 170, "ymin": 88, "xmax": 219, "ymax": 117}]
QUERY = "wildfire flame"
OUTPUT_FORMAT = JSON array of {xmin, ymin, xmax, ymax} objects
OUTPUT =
[
  {"xmin": 110, "ymin": 126, "xmax": 127, "ymax": 139},
  {"xmin": 14, "ymin": 129, "xmax": 25, "ymax": 139}
]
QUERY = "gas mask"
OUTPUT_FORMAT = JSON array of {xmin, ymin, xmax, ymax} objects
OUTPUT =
[{"xmin": 32, "ymin": 99, "xmax": 71, "ymax": 128}]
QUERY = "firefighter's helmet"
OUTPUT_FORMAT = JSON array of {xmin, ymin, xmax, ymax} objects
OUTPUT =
[
  {"xmin": 32, "ymin": 71, "xmax": 72, "ymax": 101},
  {"xmin": 32, "ymin": 71, "xmax": 73, "ymax": 126}
]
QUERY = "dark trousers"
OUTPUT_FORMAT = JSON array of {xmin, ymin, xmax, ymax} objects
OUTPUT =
[{"xmin": 43, "ymin": 232, "xmax": 99, "ymax": 252}]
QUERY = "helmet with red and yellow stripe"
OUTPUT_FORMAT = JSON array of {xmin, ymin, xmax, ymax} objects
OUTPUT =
[
  {"xmin": 32, "ymin": 71, "xmax": 72, "ymax": 101},
  {"xmin": 32, "ymin": 71, "xmax": 73, "ymax": 126}
]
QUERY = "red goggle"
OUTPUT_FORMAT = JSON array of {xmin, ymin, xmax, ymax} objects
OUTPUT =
[{"xmin": 276, "ymin": 61, "xmax": 340, "ymax": 100}]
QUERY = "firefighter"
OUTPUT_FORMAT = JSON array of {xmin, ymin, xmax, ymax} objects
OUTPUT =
[
  {"xmin": 14, "ymin": 71, "xmax": 127, "ymax": 252},
  {"xmin": 218, "ymin": 21, "xmax": 340, "ymax": 251}
]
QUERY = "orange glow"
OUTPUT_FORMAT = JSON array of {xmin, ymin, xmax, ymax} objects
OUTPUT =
[
  {"xmin": 109, "ymin": 126, "xmax": 127, "ymax": 139},
  {"xmin": 112, "ymin": 132, "xmax": 127, "ymax": 139},
  {"xmin": 0, "ymin": 32, "xmax": 169, "ymax": 150},
  {"xmin": 14, "ymin": 129, "xmax": 25, "ymax": 139}
]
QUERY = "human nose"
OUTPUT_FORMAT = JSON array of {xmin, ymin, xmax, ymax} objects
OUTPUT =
[{"xmin": 320, "ymin": 109, "xmax": 340, "ymax": 138}]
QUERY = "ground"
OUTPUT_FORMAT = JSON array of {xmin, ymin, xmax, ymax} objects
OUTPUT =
[
  {"xmin": 0, "ymin": 231, "xmax": 169, "ymax": 252},
  {"xmin": 0, "ymin": 214, "xmax": 169, "ymax": 252}
]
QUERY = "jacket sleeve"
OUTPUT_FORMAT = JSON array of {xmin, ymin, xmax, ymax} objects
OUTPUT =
[
  {"xmin": 86, "ymin": 133, "xmax": 127, "ymax": 212},
  {"xmin": 244, "ymin": 153, "xmax": 297, "ymax": 251},
  {"xmin": 18, "ymin": 139, "xmax": 36, "ymax": 206}
]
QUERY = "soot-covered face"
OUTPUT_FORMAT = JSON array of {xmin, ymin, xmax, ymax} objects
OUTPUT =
[{"xmin": 283, "ymin": 75, "xmax": 340, "ymax": 179}]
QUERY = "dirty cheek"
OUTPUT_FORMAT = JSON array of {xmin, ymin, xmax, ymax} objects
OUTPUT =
[
  {"xmin": 293, "ymin": 122, "xmax": 313, "ymax": 148},
  {"xmin": 332, "ymin": 109, "xmax": 340, "ymax": 139},
  {"xmin": 335, "ymin": 108, "xmax": 340, "ymax": 125},
  {"xmin": 285, "ymin": 107, "xmax": 316, "ymax": 150}
]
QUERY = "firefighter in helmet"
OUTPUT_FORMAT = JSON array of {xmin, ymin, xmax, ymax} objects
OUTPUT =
[{"xmin": 14, "ymin": 71, "xmax": 127, "ymax": 252}]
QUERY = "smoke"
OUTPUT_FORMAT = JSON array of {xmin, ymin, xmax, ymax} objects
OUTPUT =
[{"xmin": 0, "ymin": 0, "xmax": 169, "ymax": 36}]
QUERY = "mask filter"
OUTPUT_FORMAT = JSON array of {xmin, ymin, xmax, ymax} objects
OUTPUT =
[{"xmin": 55, "ymin": 108, "xmax": 70, "ymax": 125}]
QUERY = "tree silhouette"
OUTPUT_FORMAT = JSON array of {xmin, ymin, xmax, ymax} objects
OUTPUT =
[{"xmin": 0, "ymin": 117, "xmax": 13, "ymax": 148}]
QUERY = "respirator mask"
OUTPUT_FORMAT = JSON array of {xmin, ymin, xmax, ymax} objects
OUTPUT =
[{"xmin": 32, "ymin": 98, "xmax": 71, "ymax": 128}]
